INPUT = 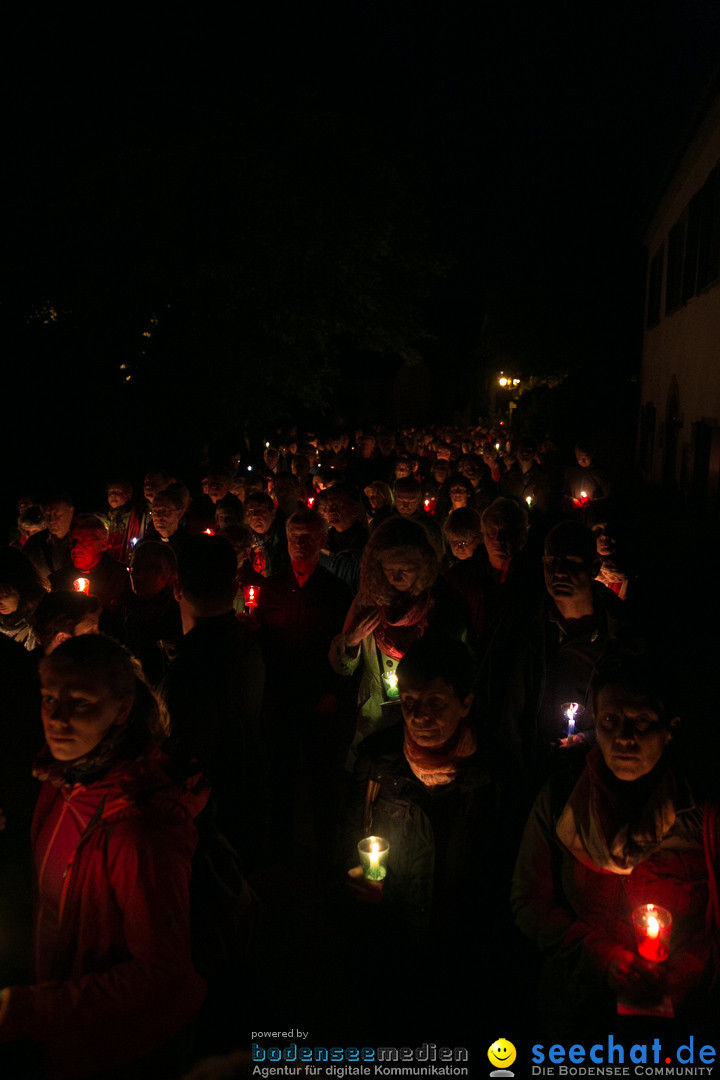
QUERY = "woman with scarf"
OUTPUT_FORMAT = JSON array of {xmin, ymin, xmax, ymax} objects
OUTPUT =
[
  {"xmin": 0, "ymin": 634, "xmax": 207, "ymax": 1080},
  {"xmin": 329, "ymin": 517, "xmax": 469, "ymax": 766},
  {"xmin": 512, "ymin": 657, "xmax": 720, "ymax": 1038},
  {"xmin": 343, "ymin": 638, "xmax": 495, "ymax": 1037}
]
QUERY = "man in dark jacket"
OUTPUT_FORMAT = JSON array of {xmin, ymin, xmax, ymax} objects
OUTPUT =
[
  {"xmin": 256, "ymin": 508, "xmax": 353, "ymax": 853},
  {"xmin": 161, "ymin": 534, "xmax": 265, "ymax": 868}
]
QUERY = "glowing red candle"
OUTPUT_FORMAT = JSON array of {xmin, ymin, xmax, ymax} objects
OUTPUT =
[
  {"xmin": 73, "ymin": 577, "xmax": 90, "ymax": 594},
  {"xmin": 307, "ymin": 496, "xmax": 315, "ymax": 508},
  {"xmin": 243, "ymin": 584, "xmax": 260, "ymax": 612},
  {"xmin": 632, "ymin": 904, "xmax": 672, "ymax": 962},
  {"xmin": 204, "ymin": 527, "xmax": 215, "ymax": 535}
]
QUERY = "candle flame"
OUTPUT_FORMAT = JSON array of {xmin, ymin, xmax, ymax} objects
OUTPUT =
[
  {"xmin": 386, "ymin": 673, "xmax": 397, "ymax": 688},
  {"xmin": 580, "ymin": 490, "xmax": 588, "ymax": 499},
  {"xmin": 204, "ymin": 528, "xmax": 214, "ymax": 535},
  {"xmin": 369, "ymin": 841, "xmax": 379, "ymax": 863},
  {"xmin": 73, "ymin": 578, "xmax": 90, "ymax": 594},
  {"xmin": 647, "ymin": 914, "xmax": 660, "ymax": 939}
]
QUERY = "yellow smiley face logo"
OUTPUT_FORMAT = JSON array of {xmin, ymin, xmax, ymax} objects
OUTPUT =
[{"xmin": 488, "ymin": 1039, "xmax": 517, "ymax": 1070}]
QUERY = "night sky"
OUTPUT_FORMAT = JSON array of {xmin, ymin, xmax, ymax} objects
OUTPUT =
[{"xmin": 5, "ymin": 2, "xmax": 720, "ymax": 488}]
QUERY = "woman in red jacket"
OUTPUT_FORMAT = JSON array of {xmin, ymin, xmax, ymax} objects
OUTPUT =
[{"xmin": 0, "ymin": 634, "xmax": 207, "ymax": 1080}]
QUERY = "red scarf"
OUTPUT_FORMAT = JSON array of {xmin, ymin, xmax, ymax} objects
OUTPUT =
[
  {"xmin": 373, "ymin": 591, "xmax": 433, "ymax": 661},
  {"xmin": 403, "ymin": 720, "xmax": 477, "ymax": 787}
]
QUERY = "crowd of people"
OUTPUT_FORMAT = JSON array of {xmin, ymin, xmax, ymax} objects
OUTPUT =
[{"xmin": 0, "ymin": 420, "xmax": 717, "ymax": 1077}]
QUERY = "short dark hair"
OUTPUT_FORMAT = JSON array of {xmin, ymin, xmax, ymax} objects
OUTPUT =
[
  {"xmin": 397, "ymin": 636, "xmax": 476, "ymax": 701},
  {"xmin": 177, "ymin": 534, "xmax": 238, "ymax": 613},
  {"xmin": 394, "ymin": 476, "xmax": 422, "ymax": 497},
  {"xmin": 244, "ymin": 492, "xmax": 275, "ymax": 513},
  {"xmin": 591, "ymin": 655, "xmax": 676, "ymax": 727},
  {"xmin": 286, "ymin": 508, "xmax": 328, "ymax": 539},
  {"xmin": 544, "ymin": 520, "xmax": 596, "ymax": 565},
  {"xmin": 32, "ymin": 591, "xmax": 100, "ymax": 649}
]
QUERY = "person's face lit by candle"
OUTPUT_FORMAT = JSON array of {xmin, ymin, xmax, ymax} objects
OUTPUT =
[
  {"xmin": 151, "ymin": 497, "xmax": 184, "ymax": 540},
  {"xmin": 364, "ymin": 486, "xmax": 387, "ymax": 512},
  {"xmin": 379, "ymin": 554, "xmax": 420, "ymax": 593},
  {"xmin": 449, "ymin": 485, "xmax": 469, "ymax": 509},
  {"xmin": 40, "ymin": 662, "xmax": 133, "ymax": 762},
  {"xmin": 70, "ymin": 526, "xmax": 107, "ymax": 573},
  {"xmin": 324, "ymin": 495, "xmax": 357, "ymax": 533},
  {"xmin": 106, "ymin": 484, "xmax": 131, "ymax": 511},
  {"xmin": 207, "ymin": 475, "xmax": 231, "ymax": 504},
  {"xmin": 447, "ymin": 534, "xmax": 481, "ymax": 561},
  {"xmin": 399, "ymin": 675, "xmax": 473, "ymax": 749},
  {"xmin": 0, "ymin": 587, "xmax": 20, "ymax": 616},
  {"xmin": 44, "ymin": 500, "xmax": 75, "ymax": 540},
  {"xmin": 245, "ymin": 501, "xmax": 275, "ymax": 537},
  {"xmin": 592, "ymin": 522, "xmax": 616, "ymax": 558},
  {"xmin": 595, "ymin": 685, "xmax": 677, "ymax": 781},
  {"xmin": 394, "ymin": 491, "xmax": 421, "ymax": 517},
  {"xmin": 286, "ymin": 523, "xmax": 325, "ymax": 569},
  {"xmin": 143, "ymin": 472, "xmax": 168, "ymax": 506}
]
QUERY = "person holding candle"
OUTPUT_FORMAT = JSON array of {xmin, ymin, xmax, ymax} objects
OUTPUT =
[
  {"xmin": 511, "ymin": 657, "xmax": 720, "ymax": 1037},
  {"xmin": 481, "ymin": 519, "xmax": 638, "ymax": 806},
  {"xmin": 344, "ymin": 637, "xmax": 496, "ymax": 1029},
  {"xmin": 330, "ymin": 517, "xmax": 469, "ymax": 766},
  {"xmin": 48, "ymin": 515, "xmax": 131, "ymax": 637}
]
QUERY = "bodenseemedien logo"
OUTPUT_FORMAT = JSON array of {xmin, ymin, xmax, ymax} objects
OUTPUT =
[{"xmin": 488, "ymin": 1039, "xmax": 517, "ymax": 1077}]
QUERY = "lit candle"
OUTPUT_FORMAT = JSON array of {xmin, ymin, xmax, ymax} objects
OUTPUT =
[
  {"xmin": 73, "ymin": 577, "xmax": 90, "ymax": 594},
  {"xmin": 358, "ymin": 835, "xmax": 389, "ymax": 882},
  {"xmin": 130, "ymin": 536, "xmax": 139, "ymax": 548},
  {"xmin": 307, "ymin": 496, "xmax": 315, "ymax": 508},
  {"xmin": 525, "ymin": 495, "xmax": 533, "ymax": 508},
  {"xmin": 632, "ymin": 904, "xmax": 672, "ymax": 962},
  {"xmin": 560, "ymin": 701, "xmax": 584, "ymax": 738},
  {"xmin": 204, "ymin": 528, "xmax": 215, "ymax": 535},
  {"xmin": 382, "ymin": 670, "xmax": 400, "ymax": 700},
  {"xmin": 242, "ymin": 584, "xmax": 261, "ymax": 612}
]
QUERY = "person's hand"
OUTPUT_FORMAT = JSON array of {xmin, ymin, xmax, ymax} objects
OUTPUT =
[
  {"xmin": 607, "ymin": 947, "xmax": 666, "ymax": 1002},
  {"xmin": 345, "ymin": 609, "xmax": 382, "ymax": 648},
  {"xmin": 346, "ymin": 866, "xmax": 384, "ymax": 904},
  {"xmin": 558, "ymin": 733, "xmax": 588, "ymax": 749}
]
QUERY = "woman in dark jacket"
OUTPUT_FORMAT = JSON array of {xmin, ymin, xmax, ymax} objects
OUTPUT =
[{"xmin": 512, "ymin": 657, "xmax": 720, "ymax": 1038}]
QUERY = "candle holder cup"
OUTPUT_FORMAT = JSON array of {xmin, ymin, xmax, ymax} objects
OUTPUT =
[
  {"xmin": 358, "ymin": 836, "xmax": 389, "ymax": 882},
  {"xmin": 632, "ymin": 904, "xmax": 672, "ymax": 962}
]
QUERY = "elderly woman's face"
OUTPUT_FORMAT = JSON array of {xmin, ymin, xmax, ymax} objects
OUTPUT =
[
  {"xmin": 380, "ymin": 553, "xmax": 420, "ymax": 593},
  {"xmin": 449, "ymin": 486, "xmax": 469, "ymax": 509},
  {"xmin": 40, "ymin": 663, "xmax": 133, "ymax": 762},
  {"xmin": 595, "ymin": 686, "xmax": 674, "ymax": 781},
  {"xmin": 400, "ymin": 675, "xmax": 473, "ymax": 749},
  {"xmin": 447, "ymin": 534, "xmax": 481, "ymax": 561}
]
